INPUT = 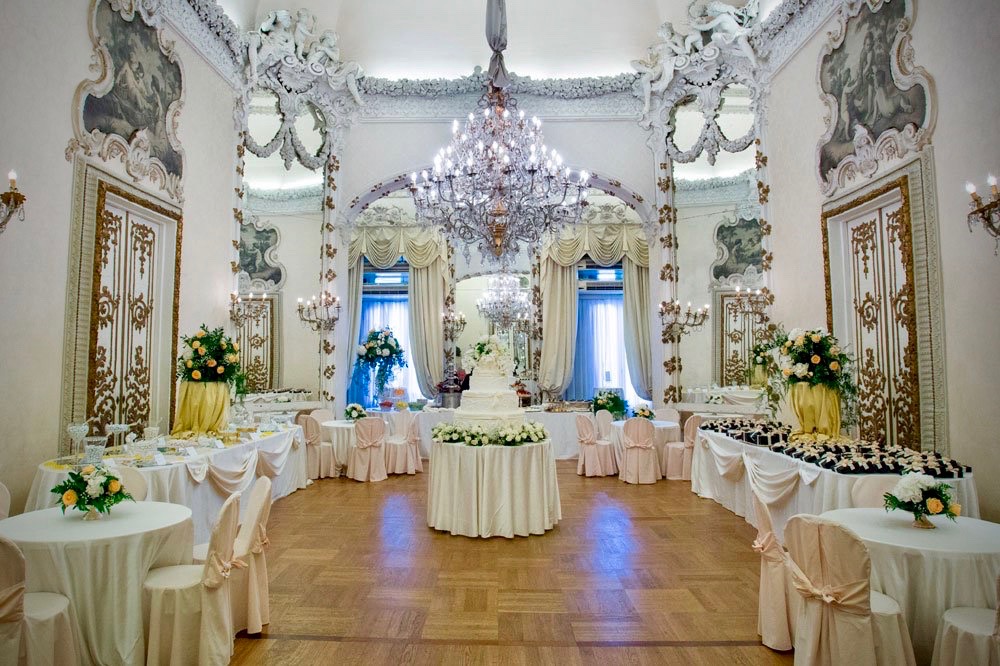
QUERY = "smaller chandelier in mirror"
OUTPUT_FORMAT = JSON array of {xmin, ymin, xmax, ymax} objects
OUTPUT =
[{"xmin": 476, "ymin": 273, "xmax": 532, "ymax": 332}]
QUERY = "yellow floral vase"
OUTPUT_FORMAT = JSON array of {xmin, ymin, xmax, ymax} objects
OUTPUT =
[
  {"xmin": 172, "ymin": 381, "xmax": 230, "ymax": 435},
  {"xmin": 750, "ymin": 365, "xmax": 768, "ymax": 388},
  {"xmin": 789, "ymin": 382, "xmax": 841, "ymax": 437}
]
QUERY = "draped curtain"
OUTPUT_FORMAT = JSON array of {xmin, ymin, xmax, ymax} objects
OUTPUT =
[
  {"xmin": 564, "ymin": 293, "xmax": 643, "ymax": 407},
  {"xmin": 346, "ymin": 227, "xmax": 446, "ymax": 399},
  {"xmin": 539, "ymin": 224, "xmax": 652, "ymax": 400},
  {"xmin": 347, "ymin": 295, "xmax": 423, "ymax": 405}
]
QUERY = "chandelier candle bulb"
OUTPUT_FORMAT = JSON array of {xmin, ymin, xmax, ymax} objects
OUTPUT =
[
  {"xmin": 7, "ymin": 170, "xmax": 15, "ymax": 189},
  {"xmin": 989, "ymin": 173, "xmax": 998, "ymax": 198},
  {"xmin": 966, "ymin": 181, "xmax": 983, "ymax": 207}
]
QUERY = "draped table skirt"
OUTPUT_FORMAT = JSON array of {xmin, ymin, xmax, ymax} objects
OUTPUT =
[
  {"xmin": 24, "ymin": 427, "xmax": 307, "ymax": 543},
  {"xmin": 690, "ymin": 430, "xmax": 980, "ymax": 541},
  {"xmin": 823, "ymin": 508, "xmax": 1000, "ymax": 665},
  {"xmin": 0, "ymin": 502, "xmax": 192, "ymax": 666},
  {"xmin": 427, "ymin": 440, "xmax": 561, "ymax": 538}
]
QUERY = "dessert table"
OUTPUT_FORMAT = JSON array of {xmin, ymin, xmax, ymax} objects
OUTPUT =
[
  {"xmin": 0, "ymin": 502, "xmax": 193, "ymax": 666},
  {"xmin": 823, "ymin": 508, "xmax": 1000, "ymax": 664},
  {"xmin": 417, "ymin": 408, "xmax": 586, "ymax": 459},
  {"xmin": 691, "ymin": 430, "xmax": 980, "ymax": 541},
  {"xmin": 608, "ymin": 420, "xmax": 681, "ymax": 470},
  {"xmin": 24, "ymin": 427, "xmax": 307, "ymax": 543},
  {"xmin": 427, "ymin": 440, "xmax": 561, "ymax": 538}
]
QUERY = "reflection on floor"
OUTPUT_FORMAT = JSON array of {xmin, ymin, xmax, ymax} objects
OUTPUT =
[{"xmin": 232, "ymin": 460, "xmax": 793, "ymax": 665}]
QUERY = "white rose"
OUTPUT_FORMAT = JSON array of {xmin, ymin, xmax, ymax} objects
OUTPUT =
[
  {"xmin": 788, "ymin": 328, "xmax": 804, "ymax": 341},
  {"xmin": 793, "ymin": 363, "xmax": 809, "ymax": 378},
  {"xmin": 356, "ymin": 345, "xmax": 366, "ymax": 356},
  {"xmin": 381, "ymin": 349, "xmax": 390, "ymax": 357}
]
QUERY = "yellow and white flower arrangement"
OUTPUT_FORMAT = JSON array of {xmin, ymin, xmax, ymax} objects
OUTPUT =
[
  {"xmin": 633, "ymin": 405, "xmax": 655, "ymax": 420},
  {"xmin": 591, "ymin": 390, "xmax": 627, "ymax": 420},
  {"xmin": 884, "ymin": 472, "xmax": 961, "ymax": 527},
  {"xmin": 51, "ymin": 464, "xmax": 133, "ymax": 516},
  {"xmin": 176, "ymin": 325, "xmax": 243, "ymax": 385},
  {"xmin": 431, "ymin": 421, "xmax": 549, "ymax": 447},
  {"xmin": 344, "ymin": 403, "xmax": 368, "ymax": 421},
  {"xmin": 355, "ymin": 327, "xmax": 407, "ymax": 398}
]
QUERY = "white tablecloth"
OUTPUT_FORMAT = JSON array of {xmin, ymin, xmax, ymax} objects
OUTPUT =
[
  {"xmin": 691, "ymin": 430, "xmax": 981, "ymax": 541},
  {"xmin": 427, "ymin": 440, "xmax": 561, "ymax": 538},
  {"xmin": 823, "ymin": 508, "xmax": 1000, "ymax": 664},
  {"xmin": 321, "ymin": 420, "xmax": 358, "ymax": 473},
  {"xmin": 25, "ymin": 427, "xmax": 307, "ymax": 543},
  {"xmin": 608, "ymin": 420, "xmax": 681, "ymax": 469},
  {"xmin": 417, "ymin": 409, "xmax": 586, "ymax": 460},
  {"xmin": 0, "ymin": 502, "xmax": 193, "ymax": 666}
]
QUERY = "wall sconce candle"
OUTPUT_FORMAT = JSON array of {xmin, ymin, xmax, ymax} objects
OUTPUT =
[{"xmin": 0, "ymin": 168, "xmax": 26, "ymax": 236}]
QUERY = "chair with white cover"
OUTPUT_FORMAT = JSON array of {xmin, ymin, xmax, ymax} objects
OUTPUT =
[
  {"xmin": 653, "ymin": 406, "xmax": 680, "ymax": 424},
  {"xmin": 116, "ymin": 465, "xmax": 148, "ymax": 501},
  {"xmin": 0, "ymin": 536, "xmax": 78, "ymax": 666},
  {"xmin": 750, "ymin": 489, "xmax": 798, "ymax": 651},
  {"xmin": 618, "ymin": 417, "xmax": 661, "ymax": 484},
  {"xmin": 193, "ymin": 477, "xmax": 273, "ymax": 635},
  {"xmin": 384, "ymin": 411, "xmax": 420, "ymax": 475},
  {"xmin": 143, "ymin": 492, "xmax": 242, "ymax": 666},
  {"xmin": 661, "ymin": 414, "xmax": 703, "ymax": 481},
  {"xmin": 347, "ymin": 417, "xmax": 388, "ymax": 482},
  {"xmin": 298, "ymin": 411, "xmax": 335, "ymax": 479},
  {"xmin": 0, "ymin": 481, "xmax": 10, "ymax": 519},
  {"xmin": 784, "ymin": 514, "xmax": 915, "ymax": 666},
  {"xmin": 850, "ymin": 476, "xmax": 897, "ymax": 508},
  {"xmin": 576, "ymin": 414, "xmax": 616, "ymax": 477},
  {"xmin": 594, "ymin": 409, "xmax": 613, "ymax": 440},
  {"xmin": 406, "ymin": 416, "xmax": 424, "ymax": 473},
  {"xmin": 931, "ymin": 575, "xmax": 1000, "ymax": 666}
]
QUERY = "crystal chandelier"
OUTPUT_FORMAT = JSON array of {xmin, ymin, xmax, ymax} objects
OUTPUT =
[
  {"xmin": 410, "ymin": 1, "xmax": 589, "ymax": 267},
  {"xmin": 477, "ymin": 273, "xmax": 532, "ymax": 332}
]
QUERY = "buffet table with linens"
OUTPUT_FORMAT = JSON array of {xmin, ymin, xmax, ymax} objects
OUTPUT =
[
  {"xmin": 416, "ymin": 408, "xmax": 585, "ymax": 459},
  {"xmin": 0, "ymin": 502, "xmax": 193, "ymax": 666},
  {"xmin": 691, "ymin": 430, "xmax": 980, "ymax": 540},
  {"xmin": 25, "ymin": 427, "xmax": 307, "ymax": 543},
  {"xmin": 823, "ymin": 508, "xmax": 1000, "ymax": 664},
  {"xmin": 427, "ymin": 439, "xmax": 561, "ymax": 538}
]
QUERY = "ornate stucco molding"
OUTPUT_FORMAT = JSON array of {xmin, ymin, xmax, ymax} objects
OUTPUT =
[
  {"xmin": 161, "ymin": 0, "xmax": 244, "ymax": 87},
  {"xmin": 675, "ymin": 170, "xmax": 756, "ymax": 209},
  {"xmin": 247, "ymin": 184, "xmax": 323, "ymax": 214},
  {"xmin": 360, "ymin": 92, "xmax": 640, "ymax": 121},
  {"xmin": 752, "ymin": 0, "xmax": 840, "ymax": 78}
]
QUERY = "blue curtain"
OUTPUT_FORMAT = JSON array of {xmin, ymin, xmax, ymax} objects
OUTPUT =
[
  {"xmin": 564, "ymin": 292, "xmax": 643, "ymax": 408},
  {"xmin": 347, "ymin": 294, "xmax": 424, "ymax": 406}
]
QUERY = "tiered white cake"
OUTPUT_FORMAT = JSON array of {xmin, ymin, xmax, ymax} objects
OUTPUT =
[{"xmin": 454, "ymin": 355, "xmax": 525, "ymax": 429}]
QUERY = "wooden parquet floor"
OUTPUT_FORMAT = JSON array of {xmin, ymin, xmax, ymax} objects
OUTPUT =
[{"xmin": 232, "ymin": 460, "xmax": 793, "ymax": 665}]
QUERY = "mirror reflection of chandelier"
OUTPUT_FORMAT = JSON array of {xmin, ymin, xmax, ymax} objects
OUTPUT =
[
  {"xmin": 410, "ymin": 0, "xmax": 589, "ymax": 267},
  {"xmin": 476, "ymin": 273, "xmax": 532, "ymax": 332}
]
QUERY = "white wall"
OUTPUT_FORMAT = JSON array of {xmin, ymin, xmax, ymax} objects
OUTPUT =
[
  {"xmin": 766, "ymin": 0, "xmax": 1000, "ymax": 519},
  {"xmin": 0, "ymin": 2, "xmax": 237, "ymax": 514}
]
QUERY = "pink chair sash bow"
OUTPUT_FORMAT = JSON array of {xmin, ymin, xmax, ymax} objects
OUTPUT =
[
  {"xmin": 204, "ymin": 553, "xmax": 247, "ymax": 588},
  {"xmin": 786, "ymin": 557, "xmax": 870, "ymax": 615},
  {"xmin": 752, "ymin": 532, "xmax": 786, "ymax": 565},
  {"xmin": 622, "ymin": 419, "xmax": 654, "ymax": 449}
]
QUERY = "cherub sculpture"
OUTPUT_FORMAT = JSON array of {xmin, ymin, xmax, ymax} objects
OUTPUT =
[
  {"xmin": 293, "ymin": 9, "xmax": 316, "ymax": 61},
  {"xmin": 632, "ymin": 22, "xmax": 689, "ymax": 116},
  {"xmin": 687, "ymin": 0, "xmax": 758, "ymax": 66},
  {"xmin": 248, "ymin": 10, "xmax": 295, "ymax": 85},
  {"xmin": 307, "ymin": 30, "xmax": 365, "ymax": 107}
]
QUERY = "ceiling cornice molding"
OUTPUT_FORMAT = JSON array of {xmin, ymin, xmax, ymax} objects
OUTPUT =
[
  {"xmin": 675, "ymin": 170, "xmax": 756, "ymax": 208},
  {"xmin": 359, "ymin": 91, "xmax": 641, "ymax": 122},
  {"xmin": 752, "ymin": 0, "xmax": 841, "ymax": 80},
  {"xmin": 247, "ymin": 184, "xmax": 323, "ymax": 215},
  {"xmin": 160, "ymin": 0, "xmax": 245, "ymax": 88}
]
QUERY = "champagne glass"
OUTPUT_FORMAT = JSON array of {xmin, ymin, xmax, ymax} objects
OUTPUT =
[{"xmin": 67, "ymin": 422, "xmax": 90, "ymax": 458}]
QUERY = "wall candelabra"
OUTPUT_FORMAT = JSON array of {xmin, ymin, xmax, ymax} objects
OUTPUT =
[
  {"xmin": 297, "ymin": 293, "xmax": 341, "ymax": 332},
  {"xmin": 659, "ymin": 299, "xmax": 709, "ymax": 343},
  {"xmin": 229, "ymin": 291, "xmax": 269, "ymax": 327},
  {"xmin": 0, "ymin": 170, "xmax": 26, "ymax": 236},
  {"xmin": 966, "ymin": 175, "xmax": 1000, "ymax": 254},
  {"xmin": 728, "ymin": 286, "xmax": 774, "ymax": 325}
]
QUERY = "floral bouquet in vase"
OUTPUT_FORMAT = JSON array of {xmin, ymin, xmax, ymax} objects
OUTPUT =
[
  {"xmin": 633, "ymin": 405, "xmax": 655, "ymax": 420},
  {"xmin": 592, "ymin": 390, "xmax": 628, "ymax": 420},
  {"xmin": 51, "ymin": 465, "xmax": 133, "ymax": 520},
  {"xmin": 174, "ymin": 325, "xmax": 243, "ymax": 434},
  {"xmin": 355, "ymin": 327, "xmax": 407, "ymax": 404},
  {"xmin": 466, "ymin": 335, "xmax": 515, "ymax": 375},
  {"xmin": 777, "ymin": 328, "xmax": 856, "ymax": 437},
  {"xmin": 344, "ymin": 403, "xmax": 368, "ymax": 422},
  {"xmin": 884, "ymin": 473, "xmax": 961, "ymax": 529}
]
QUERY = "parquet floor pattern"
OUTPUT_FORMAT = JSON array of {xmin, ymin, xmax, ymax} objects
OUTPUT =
[{"xmin": 232, "ymin": 460, "xmax": 793, "ymax": 665}]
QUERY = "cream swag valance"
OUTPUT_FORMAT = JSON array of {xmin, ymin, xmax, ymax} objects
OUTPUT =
[
  {"xmin": 348, "ymin": 226, "xmax": 446, "ymax": 268},
  {"xmin": 542, "ymin": 223, "xmax": 649, "ymax": 268}
]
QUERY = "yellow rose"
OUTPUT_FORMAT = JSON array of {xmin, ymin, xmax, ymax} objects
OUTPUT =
[
  {"xmin": 830, "ymin": 345, "xmax": 840, "ymax": 354},
  {"xmin": 192, "ymin": 370, "xmax": 202, "ymax": 380},
  {"xmin": 186, "ymin": 360, "xmax": 193, "ymax": 368},
  {"xmin": 220, "ymin": 341, "xmax": 227, "ymax": 349},
  {"xmin": 196, "ymin": 330, "xmax": 206, "ymax": 338},
  {"xmin": 82, "ymin": 465, "xmax": 96, "ymax": 475},
  {"xmin": 232, "ymin": 343, "xmax": 239, "ymax": 351},
  {"xmin": 62, "ymin": 489, "xmax": 78, "ymax": 507},
  {"xmin": 198, "ymin": 347, "xmax": 206, "ymax": 356},
  {"xmin": 216, "ymin": 366, "xmax": 225, "ymax": 374},
  {"xmin": 191, "ymin": 340, "xmax": 201, "ymax": 349},
  {"xmin": 227, "ymin": 354, "xmax": 238, "ymax": 363},
  {"xmin": 810, "ymin": 355, "xmax": 821, "ymax": 364},
  {"xmin": 782, "ymin": 368, "xmax": 793, "ymax": 377},
  {"xmin": 952, "ymin": 503, "xmax": 962, "ymax": 517},
  {"xmin": 811, "ymin": 334, "xmax": 821, "ymax": 343},
  {"xmin": 829, "ymin": 361, "xmax": 840, "ymax": 371},
  {"xmin": 926, "ymin": 498, "xmax": 944, "ymax": 515},
  {"xmin": 108, "ymin": 479, "xmax": 121, "ymax": 494},
  {"xmin": 207, "ymin": 359, "xmax": 217, "ymax": 367},
  {"xmin": 795, "ymin": 336, "xmax": 805, "ymax": 347}
]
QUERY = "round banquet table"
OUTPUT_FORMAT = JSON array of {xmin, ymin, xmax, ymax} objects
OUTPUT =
[
  {"xmin": 822, "ymin": 508, "xmax": 1000, "ymax": 664},
  {"xmin": 321, "ymin": 420, "xmax": 359, "ymax": 473},
  {"xmin": 609, "ymin": 420, "xmax": 681, "ymax": 470},
  {"xmin": 427, "ymin": 440, "xmax": 561, "ymax": 538},
  {"xmin": 0, "ymin": 502, "xmax": 193, "ymax": 666}
]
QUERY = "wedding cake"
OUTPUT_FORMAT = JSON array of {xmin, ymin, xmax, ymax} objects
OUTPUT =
[{"xmin": 454, "ymin": 336, "xmax": 525, "ymax": 429}]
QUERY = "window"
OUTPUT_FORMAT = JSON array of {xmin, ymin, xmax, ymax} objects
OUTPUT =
[{"xmin": 564, "ymin": 291, "xmax": 643, "ymax": 408}]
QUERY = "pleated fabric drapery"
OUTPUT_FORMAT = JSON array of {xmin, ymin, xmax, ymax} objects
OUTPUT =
[
  {"xmin": 539, "ymin": 223, "xmax": 651, "ymax": 400},
  {"xmin": 408, "ymin": 262, "xmax": 446, "ymax": 397}
]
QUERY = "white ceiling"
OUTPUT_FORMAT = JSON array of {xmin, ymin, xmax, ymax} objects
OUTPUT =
[{"xmin": 219, "ymin": 0, "xmax": 781, "ymax": 80}]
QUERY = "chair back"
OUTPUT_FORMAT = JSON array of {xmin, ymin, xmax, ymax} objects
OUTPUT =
[
  {"xmin": 622, "ymin": 417, "xmax": 654, "ymax": 449},
  {"xmin": 576, "ymin": 414, "xmax": 597, "ymax": 445},
  {"xmin": 0, "ymin": 536, "xmax": 25, "ymax": 623},
  {"xmin": 0, "ymin": 481, "xmax": 9, "ymax": 520},
  {"xmin": 293, "ymin": 409, "xmax": 312, "ymax": 424},
  {"xmin": 201, "ymin": 492, "xmax": 242, "ymax": 589},
  {"xmin": 393, "ymin": 411, "xmax": 414, "ymax": 439},
  {"xmin": 784, "ymin": 514, "xmax": 872, "ymax": 616},
  {"xmin": 849, "ymin": 476, "xmax": 897, "ymax": 509},
  {"xmin": 683, "ymin": 414, "xmax": 704, "ymax": 447},
  {"xmin": 750, "ymin": 488, "xmax": 785, "ymax": 560},
  {"xmin": 594, "ymin": 409, "xmax": 613, "ymax": 439},
  {"xmin": 116, "ymin": 466, "xmax": 148, "ymax": 501},
  {"xmin": 309, "ymin": 408, "xmax": 336, "ymax": 425},
  {"xmin": 234, "ymin": 477, "xmax": 272, "ymax": 558},
  {"xmin": 654, "ymin": 407, "xmax": 680, "ymax": 423},
  {"xmin": 355, "ymin": 417, "xmax": 386, "ymax": 449},
  {"xmin": 300, "ymin": 414, "xmax": 322, "ymax": 446},
  {"xmin": 406, "ymin": 417, "xmax": 421, "ymax": 446}
]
